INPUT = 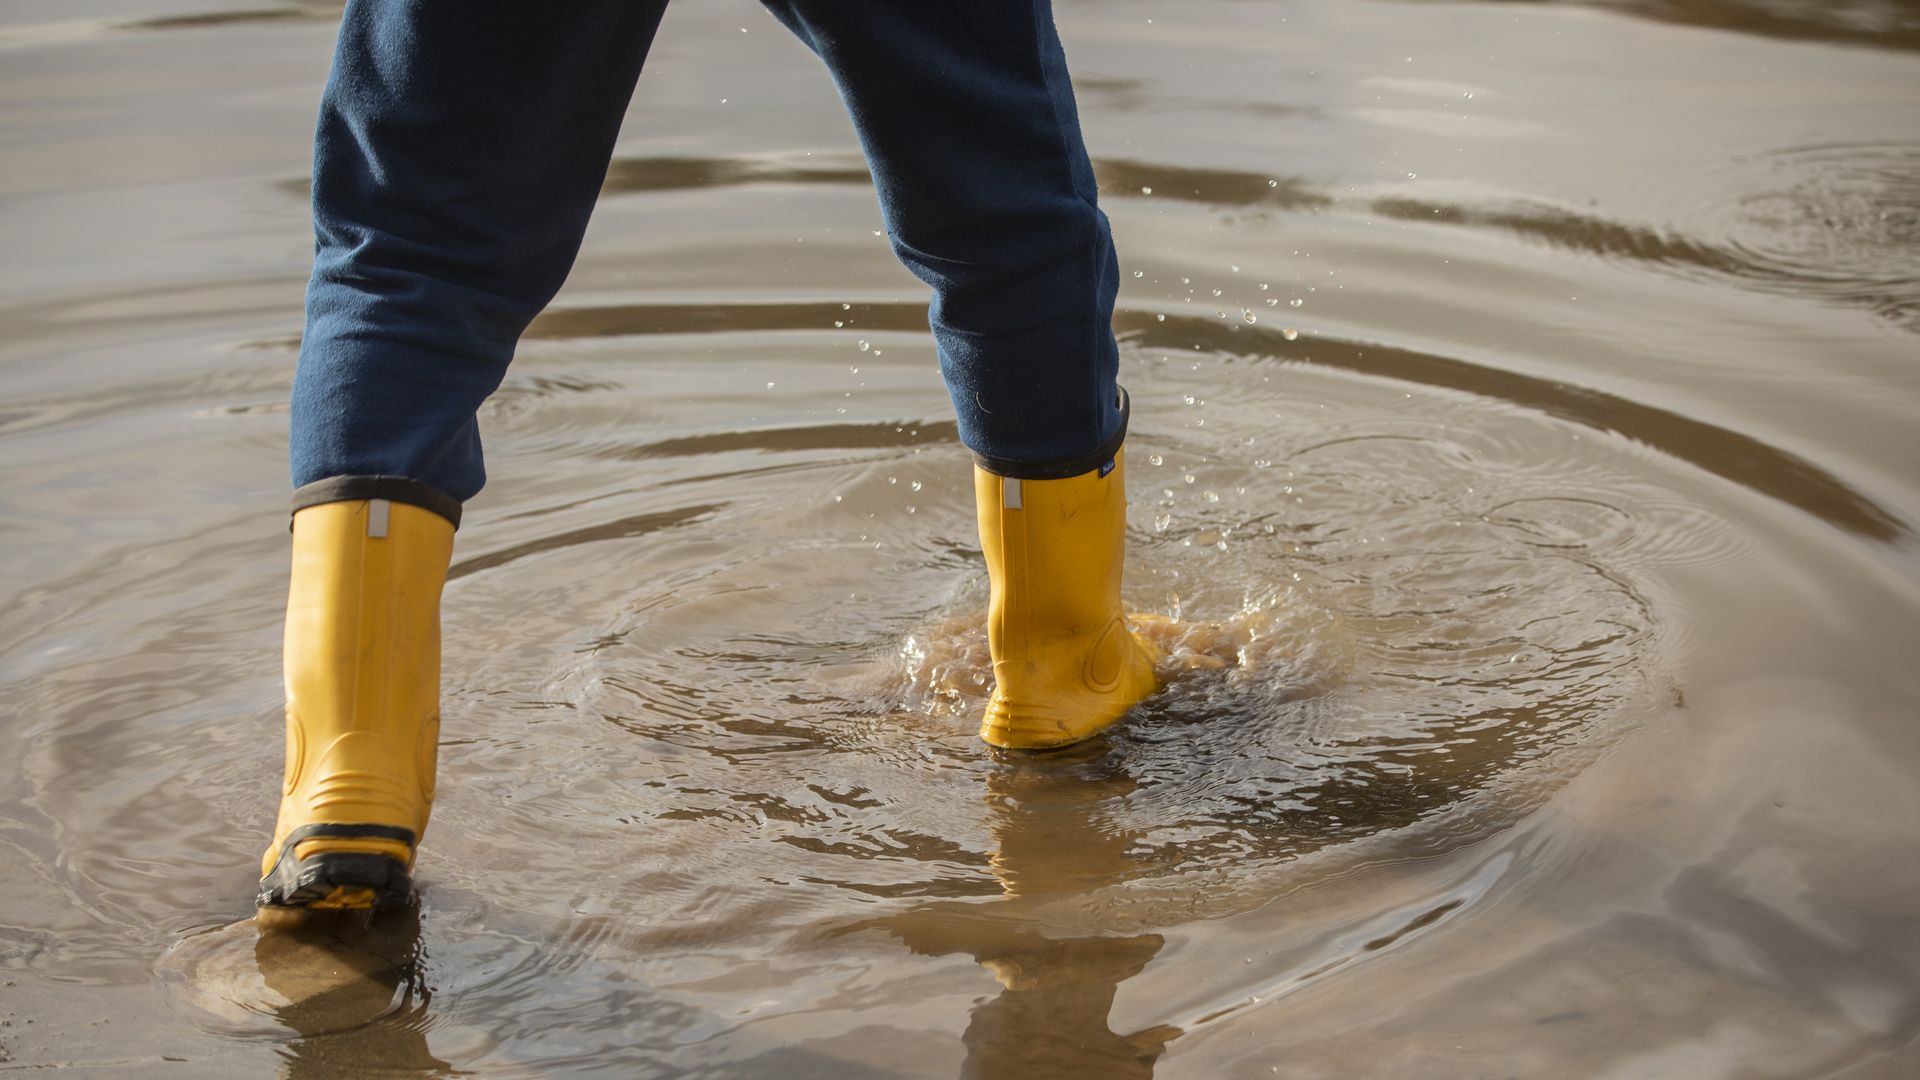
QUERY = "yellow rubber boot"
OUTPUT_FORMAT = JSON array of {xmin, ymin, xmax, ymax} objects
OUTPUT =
[
  {"xmin": 257, "ymin": 498, "xmax": 453, "ymax": 912},
  {"xmin": 975, "ymin": 448, "xmax": 1162, "ymax": 749}
]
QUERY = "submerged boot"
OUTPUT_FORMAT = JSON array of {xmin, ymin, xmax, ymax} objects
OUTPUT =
[
  {"xmin": 257, "ymin": 497, "xmax": 453, "ymax": 912},
  {"xmin": 974, "ymin": 448, "xmax": 1162, "ymax": 749}
]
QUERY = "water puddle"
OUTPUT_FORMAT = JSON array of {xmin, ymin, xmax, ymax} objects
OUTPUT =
[{"xmin": 2, "ymin": 0, "xmax": 1916, "ymax": 1076}]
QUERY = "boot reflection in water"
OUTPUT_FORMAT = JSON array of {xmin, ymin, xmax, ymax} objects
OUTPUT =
[
  {"xmin": 261, "ymin": 1, "xmax": 1157, "ymax": 917},
  {"xmin": 254, "ymin": 906, "xmax": 452, "ymax": 1077},
  {"xmin": 837, "ymin": 753, "xmax": 1182, "ymax": 1077}
]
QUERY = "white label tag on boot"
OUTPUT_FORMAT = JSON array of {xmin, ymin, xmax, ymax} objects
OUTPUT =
[
  {"xmin": 1003, "ymin": 479, "xmax": 1022, "ymax": 510},
  {"xmin": 367, "ymin": 498, "xmax": 391, "ymax": 538}
]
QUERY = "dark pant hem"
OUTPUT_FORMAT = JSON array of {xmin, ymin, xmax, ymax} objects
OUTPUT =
[
  {"xmin": 971, "ymin": 386, "xmax": 1129, "ymax": 480},
  {"xmin": 291, "ymin": 475, "xmax": 463, "ymax": 529}
]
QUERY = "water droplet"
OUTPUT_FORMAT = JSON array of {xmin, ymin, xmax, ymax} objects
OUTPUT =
[
  {"xmin": 1204, "ymin": 490, "xmax": 1221, "ymax": 503},
  {"xmin": 1282, "ymin": 328, "xmax": 1299, "ymax": 341},
  {"xmin": 1231, "ymin": 265, "xmax": 1241, "ymax": 273},
  {"xmin": 1212, "ymin": 288, "xmax": 1222, "ymax": 297},
  {"xmin": 1242, "ymin": 310, "xmax": 1257, "ymax": 324},
  {"xmin": 1148, "ymin": 453, "xmax": 1164, "ymax": 466},
  {"xmin": 1267, "ymin": 178, "xmax": 1279, "ymax": 187},
  {"xmin": 1153, "ymin": 511, "xmax": 1172, "ymax": 532},
  {"xmin": 849, "ymin": 366, "xmax": 859, "ymax": 373},
  {"xmin": 1182, "ymin": 473, "xmax": 1196, "ymax": 484},
  {"xmin": 1253, "ymin": 458, "xmax": 1271, "ymax": 468},
  {"xmin": 1259, "ymin": 282, "xmax": 1270, "ymax": 290},
  {"xmin": 1155, "ymin": 313, "xmax": 1166, "ymax": 322},
  {"xmin": 858, "ymin": 340, "xmax": 871, "ymax": 351},
  {"xmin": 1183, "ymin": 394, "xmax": 1196, "ymax": 405},
  {"xmin": 842, "ymin": 302, "xmax": 852, "ymax": 310},
  {"xmin": 1133, "ymin": 270, "xmax": 1144, "ymax": 278},
  {"xmin": 910, "ymin": 480, "xmax": 923, "ymax": 492},
  {"xmin": 1266, "ymin": 297, "xmax": 1279, "ymax": 306},
  {"xmin": 834, "ymin": 320, "xmax": 845, "ymax": 327},
  {"xmin": 765, "ymin": 381, "xmax": 776, "ymax": 388},
  {"xmin": 888, "ymin": 476, "xmax": 898, "ymax": 485},
  {"xmin": 906, "ymin": 506, "xmax": 916, "ymax": 514},
  {"xmin": 1141, "ymin": 185, "xmax": 1153, "ymax": 195},
  {"xmin": 1290, "ymin": 298, "xmax": 1304, "ymax": 307}
]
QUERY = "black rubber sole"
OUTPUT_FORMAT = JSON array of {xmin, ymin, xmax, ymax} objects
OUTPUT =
[
  {"xmin": 257, "ymin": 851, "xmax": 414, "ymax": 910},
  {"xmin": 256, "ymin": 823, "xmax": 417, "ymax": 911}
]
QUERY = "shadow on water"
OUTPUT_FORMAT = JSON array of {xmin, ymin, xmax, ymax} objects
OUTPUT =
[
  {"xmin": 1367, "ymin": 196, "xmax": 1753, "ymax": 275},
  {"xmin": 277, "ymin": 156, "xmax": 1326, "ymax": 210},
  {"xmin": 94, "ymin": 0, "xmax": 1920, "ymax": 55},
  {"xmin": 447, "ymin": 502, "xmax": 724, "ymax": 581},
  {"xmin": 519, "ymin": 299, "xmax": 1907, "ymax": 542},
  {"xmin": 267, "ymin": 150, "xmax": 1919, "ymax": 331},
  {"xmin": 604, "ymin": 155, "xmax": 871, "ymax": 195},
  {"xmin": 1114, "ymin": 310, "xmax": 1911, "ymax": 543},
  {"xmin": 583, "ymin": 420, "xmax": 959, "ymax": 463},
  {"xmin": 121, "ymin": 4, "xmax": 340, "ymax": 34},
  {"xmin": 826, "ymin": 749, "xmax": 1183, "ymax": 1079},
  {"xmin": 1386, "ymin": 0, "xmax": 1920, "ymax": 53}
]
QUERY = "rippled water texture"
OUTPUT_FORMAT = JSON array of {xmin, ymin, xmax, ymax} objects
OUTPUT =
[{"xmin": 4, "ymin": 1, "xmax": 1919, "ymax": 1076}]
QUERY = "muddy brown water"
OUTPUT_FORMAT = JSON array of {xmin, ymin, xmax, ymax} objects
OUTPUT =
[{"xmin": 3, "ymin": 1, "xmax": 1918, "ymax": 1076}]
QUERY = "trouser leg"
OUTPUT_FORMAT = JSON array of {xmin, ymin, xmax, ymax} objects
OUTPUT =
[
  {"xmin": 290, "ymin": 0, "xmax": 668, "ymax": 519},
  {"xmin": 766, "ymin": 2, "xmax": 1155, "ymax": 751},
  {"xmin": 761, "ymin": 1, "xmax": 1126, "ymax": 478}
]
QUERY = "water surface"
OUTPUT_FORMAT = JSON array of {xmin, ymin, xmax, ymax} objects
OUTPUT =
[{"xmin": 2, "ymin": 1, "xmax": 1918, "ymax": 1076}]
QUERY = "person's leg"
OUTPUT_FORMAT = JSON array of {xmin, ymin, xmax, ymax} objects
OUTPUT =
[
  {"xmin": 762, "ymin": 1, "xmax": 1158, "ymax": 749},
  {"xmin": 292, "ymin": 0, "xmax": 668, "ymax": 512},
  {"xmin": 759, "ymin": 0, "xmax": 1124, "ymax": 475},
  {"xmin": 261, "ymin": 0, "xmax": 666, "ymax": 916}
]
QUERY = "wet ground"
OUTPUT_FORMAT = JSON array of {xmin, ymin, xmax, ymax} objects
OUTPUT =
[{"xmin": 2, "ymin": 0, "xmax": 1918, "ymax": 1076}]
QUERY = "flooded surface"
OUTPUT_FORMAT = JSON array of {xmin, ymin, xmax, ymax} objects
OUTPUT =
[{"xmin": 3, "ymin": 0, "xmax": 1919, "ymax": 1075}]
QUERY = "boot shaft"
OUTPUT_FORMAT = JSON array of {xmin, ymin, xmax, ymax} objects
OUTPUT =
[
  {"xmin": 974, "ymin": 452, "xmax": 1130, "ymax": 660},
  {"xmin": 265, "ymin": 498, "xmax": 452, "ymax": 894},
  {"xmin": 973, "ymin": 450, "xmax": 1160, "ymax": 749}
]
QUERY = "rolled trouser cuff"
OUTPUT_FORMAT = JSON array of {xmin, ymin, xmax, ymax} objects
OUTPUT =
[
  {"xmin": 291, "ymin": 475, "xmax": 463, "ymax": 529},
  {"xmin": 970, "ymin": 386, "xmax": 1130, "ymax": 480}
]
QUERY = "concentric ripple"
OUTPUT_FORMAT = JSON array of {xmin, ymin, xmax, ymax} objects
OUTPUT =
[
  {"xmin": 895, "ymin": 358, "xmax": 1670, "ymax": 910},
  {"xmin": 142, "ymin": 307, "xmax": 1813, "ymax": 1046},
  {"xmin": 1726, "ymin": 142, "xmax": 1920, "ymax": 327},
  {"xmin": 0, "ymin": 1, "xmax": 1913, "ymax": 1073},
  {"xmin": 145, "ymin": 333, "xmax": 1688, "ymax": 1060}
]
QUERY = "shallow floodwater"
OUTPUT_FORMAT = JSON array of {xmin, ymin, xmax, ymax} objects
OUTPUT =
[{"xmin": 3, "ymin": 0, "xmax": 1919, "ymax": 1076}]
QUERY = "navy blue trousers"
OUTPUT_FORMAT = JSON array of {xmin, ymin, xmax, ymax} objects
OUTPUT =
[{"xmin": 290, "ymin": 0, "xmax": 1128, "ymax": 525}]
